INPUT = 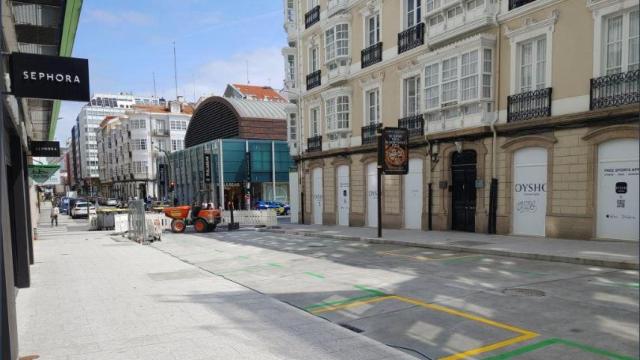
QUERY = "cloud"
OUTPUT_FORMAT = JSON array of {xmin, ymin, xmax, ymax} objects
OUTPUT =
[
  {"xmin": 169, "ymin": 47, "xmax": 285, "ymax": 101},
  {"xmin": 85, "ymin": 9, "xmax": 154, "ymax": 26}
]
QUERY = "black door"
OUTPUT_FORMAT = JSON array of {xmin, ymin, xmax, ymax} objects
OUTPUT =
[{"xmin": 451, "ymin": 150, "xmax": 477, "ymax": 232}]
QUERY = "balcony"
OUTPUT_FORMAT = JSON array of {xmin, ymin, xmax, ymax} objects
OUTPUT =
[
  {"xmin": 305, "ymin": 5, "xmax": 320, "ymax": 29},
  {"xmin": 307, "ymin": 135, "xmax": 322, "ymax": 152},
  {"xmin": 507, "ymin": 87, "xmax": 552, "ymax": 122},
  {"xmin": 306, "ymin": 70, "xmax": 321, "ymax": 90},
  {"xmin": 153, "ymin": 129, "xmax": 169, "ymax": 137},
  {"xmin": 361, "ymin": 123, "xmax": 381, "ymax": 145},
  {"xmin": 327, "ymin": 0, "xmax": 349, "ymax": 16},
  {"xmin": 398, "ymin": 114, "xmax": 424, "ymax": 138},
  {"xmin": 590, "ymin": 70, "xmax": 640, "ymax": 110},
  {"xmin": 361, "ymin": 42, "xmax": 383, "ymax": 69},
  {"xmin": 508, "ymin": 0, "xmax": 536, "ymax": 10},
  {"xmin": 425, "ymin": 4, "xmax": 498, "ymax": 47},
  {"xmin": 398, "ymin": 23, "xmax": 425, "ymax": 54}
]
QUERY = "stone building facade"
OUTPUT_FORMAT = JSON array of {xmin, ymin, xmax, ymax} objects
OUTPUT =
[{"xmin": 283, "ymin": 0, "xmax": 638, "ymax": 241}]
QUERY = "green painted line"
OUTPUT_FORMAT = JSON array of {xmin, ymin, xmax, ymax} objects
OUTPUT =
[
  {"xmin": 304, "ymin": 272, "xmax": 325, "ymax": 279},
  {"xmin": 484, "ymin": 338, "xmax": 639, "ymax": 360},
  {"xmin": 598, "ymin": 281, "xmax": 640, "ymax": 289},
  {"xmin": 268, "ymin": 262, "xmax": 284, "ymax": 268},
  {"xmin": 353, "ymin": 285, "xmax": 387, "ymax": 297},
  {"xmin": 237, "ymin": 256, "xmax": 250, "ymax": 260},
  {"xmin": 304, "ymin": 294, "xmax": 382, "ymax": 311}
]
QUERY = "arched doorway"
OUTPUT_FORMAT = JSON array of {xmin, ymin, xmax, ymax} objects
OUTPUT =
[{"xmin": 451, "ymin": 150, "xmax": 477, "ymax": 232}]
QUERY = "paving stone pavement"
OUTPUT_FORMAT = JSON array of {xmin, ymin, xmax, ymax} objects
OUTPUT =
[{"xmin": 17, "ymin": 214, "xmax": 415, "ymax": 360}]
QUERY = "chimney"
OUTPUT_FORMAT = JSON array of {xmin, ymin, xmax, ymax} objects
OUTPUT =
[
  {"xmin": 177, "ymin": 95, "xmax": 185, "ymax": 103},
  {"xmin": 169, "ymin": 101, "xmax": 180, "ymax": 114}
]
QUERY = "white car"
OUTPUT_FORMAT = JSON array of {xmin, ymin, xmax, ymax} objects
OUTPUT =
[
  {"xmin": 106, "ymin": 198, "xmax": 118, "ymax": 206},
  {"xmin": 71, "ymin": 202, "xmax": 96, "ymax": 219}
]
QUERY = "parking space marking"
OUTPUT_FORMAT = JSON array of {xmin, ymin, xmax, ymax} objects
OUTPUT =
[
  {"xmin": 308, "ymin": 294, "xmax": 538, "ymax": 360},
  {"xmin": 303, "ymin": 271, "xmax": 325, "ymax": 279},
  {"xmin": 483, "ymin": 338, "xmax": 638, "ymax": 360}
]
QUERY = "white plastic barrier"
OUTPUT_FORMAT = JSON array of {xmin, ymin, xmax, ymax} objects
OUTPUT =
[
  {"xmin": 145, "ymin": 213, "xmax": 171, "ymax": 231},
  {"xmin": 114, "ymin": 214, "xmax": 129, "ymax": 233},
  {"xmin": 88, "ymin": 214, "xmax": 98, "ymax": 230},
  {"xmin": 222, "ymin": 210, "xmax": 277, "ymax": 226}
]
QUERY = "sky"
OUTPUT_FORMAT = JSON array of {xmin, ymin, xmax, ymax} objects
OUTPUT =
[{"xmin": 56, "ymin": 0, "xmax": 286, "ymax": 142}]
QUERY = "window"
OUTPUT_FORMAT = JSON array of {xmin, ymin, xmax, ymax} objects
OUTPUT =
[
  {"xmin": 325, "ymin": 24, "xmax": 349, "ymax": 64},
  {"xmin": 604, "ymin": 10, "xmax": 639, "ymax": 74},
  {"xmin": 310, "ymin": 107, "xmax": 320, "ymax": 137},
  {"xmin": 425, "ymin": 64, "xmax": 440, "ymax": 109},
  {"xmin": 442, "ymin": 57, "xmax": 458, "ymax": 102},
  {"xmin": 460, "ymin": 50, "xmax": 478, "ymax": 101},
  {"xmin": 429, "ymin": 14, "xmax": 444, "ymax": 27},
  {"xmin": 171, "ymin": 139, "xmax": 184, "ymax": 151},
  {"xmin": 289, "ymin": 113, "xmax": 297, "ymax": 142},
  {"xmin": 424, "ymin": 48, "xmax": 492, "ymax": 110},
  {"xmin": 131, "ymin": 119, "xmax": 146, "ymax": 129},
  {"xmin": 447, "ymin": 6, "xmax": 462, "ymax": 19},
  {"xmin": 308, "ymin": 0, "xmax": 318, "ymax": 10},
  {"xmin": 326, "ymin": 96, "xmax": 349, "ymax": 132},
  {"xmin": 133, "ymin": 161, "xmax": 148, "ymax": 174},
  {"xmin": 366, "ymin": 89, "xmax": 380, "ymax": 125},
  {"xmin": 406, "ymin": 0, "xmax": 422, "ymax": 28},
  {"xmin": 309, "ymin": 47, "xmax": 319, "ymax": 72},
  {"xmin": 132, "ymin": 139, "xmax": 147, "ymax": 150},
  {"xmin": 287, "ymin": 55, "xmax": 296, "ymax": 82},
  {"xmin": 403, "ymin": 75, "xmax": 421, "ymax": 116},
  {"xmin": 170, "ymin": 120, "xmax": 187, "ymax": 130},
  {"xmin": 426, "ymin": 0, "xmax": 441, "ymax": 12},
  {"xmin": 287, "ymin": 0, "xmax": 295, "ymax": 22},
  {"xmin": 466, "ymin": 0, "xmax": 484, "ymax": 11},
  {"xmin": 155, "ymin": 119, "xmax": 167, "ymax": 131},
  {"xmin": 517, "ymin": 37, "xmax": 546, "ymax": 92},
  {"xmin": 366, "ymin": 13, "xmax": 380, "ymax": 47}
]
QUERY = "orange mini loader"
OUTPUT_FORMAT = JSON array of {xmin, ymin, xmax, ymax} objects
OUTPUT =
[{"xmin": 163, "ymin": 205, "xmax": 222, "ymax": 233}]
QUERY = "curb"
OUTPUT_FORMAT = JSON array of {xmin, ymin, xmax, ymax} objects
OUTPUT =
[{"xmin": 258, "ymin": 228, "xmax": 639, "ymax": 270}]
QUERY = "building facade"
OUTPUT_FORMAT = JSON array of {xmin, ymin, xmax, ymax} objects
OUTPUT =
[
  {"xmin": 283, "ymin": 0, "xmax": 638, "ymax": 240},
  {"xmin": 74, "ymin": 93, "xmax": 162, "ymax": 195},
  {"xmin": 96, "ymin": 101, "xmax": 192, "ymax": 200}
]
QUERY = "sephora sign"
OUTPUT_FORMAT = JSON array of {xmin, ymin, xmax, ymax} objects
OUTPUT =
[{"xmin": 9, "ymin": 53, "xmax": 90, "ymax": 102}]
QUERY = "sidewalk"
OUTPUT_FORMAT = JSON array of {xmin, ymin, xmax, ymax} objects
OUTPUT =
[
  {"xmin": 262, "ymin": 224, "xmax": 639, "ymax": 270},
  {"xmin": 17, "ymin": 207, "xmax": 414, "ymax": 359}
]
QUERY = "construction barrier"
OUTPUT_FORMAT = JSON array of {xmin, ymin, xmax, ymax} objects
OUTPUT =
[
  {"xmin": 222, "ymin": 210, "xmax": 277, "ymax": 226},
  {"xmin": 89, "ymin": 214, "xmax": 98, "ymax": 230},
  {"xmin": 115, "ymin": 214, "xmax": 128, "ymax": 233}
]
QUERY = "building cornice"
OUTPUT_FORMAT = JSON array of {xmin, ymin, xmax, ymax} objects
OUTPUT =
[
  {"xmin": 505, "ymin": 10, "xmax": 559, "ymax": 41},
  {"xmin": 497, "ymin": 0, "xmax": 562, "ymax": 23}
]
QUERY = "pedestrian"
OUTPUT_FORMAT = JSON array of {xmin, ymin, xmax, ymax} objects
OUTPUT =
[{"xmin": 50, "ymin": 203, "xmax": 59, "ymax": 227}]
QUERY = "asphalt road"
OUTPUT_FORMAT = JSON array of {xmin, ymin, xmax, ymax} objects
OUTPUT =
[{"xmin": 152, "ymin": 229, "xmax": 639, "ymax": 360}]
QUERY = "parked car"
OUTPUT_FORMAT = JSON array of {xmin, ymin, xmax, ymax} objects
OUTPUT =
[
  {"xmin": 71, "ymin": 201, "xmax": 96, "ymax": 219},
  {"xmin": 254, "ymin": 200, "xmax": 277, "ymax": 210},
  {"xmin": 274, "ymin": 202, "xmax": 290, "ymax": 215},
  {"xmin": 106, "ymin": 198, "xmax": 118, "ymax": 206}
]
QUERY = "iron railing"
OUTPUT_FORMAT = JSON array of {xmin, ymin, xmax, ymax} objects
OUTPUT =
[
  {"xmin": 305, "ymin": 5, "xmax": 320, "ymax": 28},
  {"xmin": 398, "ymin": 23, "xmax": 425, "ymax": 54},
  {"xmin": 590, "ymin": 70, "xmax": 640, "ymax": 110},
  {"xmin": 361, "ymin": 42, "xmax": 383, "ymax": 68},
  {"xmin": 508, "ymin": 0, "xmax": 536, "ymax": 10},
  {"xmin": 307, "ymin": 135, "xmax": 322, "ymax": 152},
  {"xmin": 361, "ymin": 123, "xmax": 381, "ymax": 145},
  {"xmin": 153, "ymin": 129, "xmax": 169, "ymax": 137},
  {"xmin": 507, "ymin": 87, "xmax": 552, "ymax": 122},
  {"xmin": 306, "ymin": 70, "xmax": 321, "ymax": 90},
  {"xmin": 398, "ymin": 114, "xmax": 424, "ymax": 138}
]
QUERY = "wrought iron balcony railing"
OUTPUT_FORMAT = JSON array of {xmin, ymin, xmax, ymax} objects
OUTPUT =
[
  {"xmin": 304, "ymin": 5, "xmax": 320, "ymax": 29},
  {"xmin": 361, "ymin": 123, "xmax": 381, "ymax": 145},
  {"xmin": 590, "ymin": 70, "xmax": 640, "ymax": 110},
  {"xmin": 507, "ymin": 87, "xmax": 552, "ymax": 122},
  {"xmin": 398, "ymin": 114, "xmax": 424, "ymax": 138},
  {"xmin": 508, "ymin": 0, "xmax": 536, "ymax": 10},
  {"xmin": 361, "ymin": 42, "xmax": 383, "ymax": 69},
  {"xmin": 307, "ymin": 135, "xmax": 322, "ymax": 152},
  {"xmin": 306, "ymin": 70, "xmax": 321, "ymax": 90},
  {"xmin": 398, "ymin": 23, "xmax": 425, "ymax": 54}
]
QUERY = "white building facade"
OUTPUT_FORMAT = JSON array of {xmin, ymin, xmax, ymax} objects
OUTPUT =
[{"xmin": 97, "ymin": 101, "xmax": 192, "ymax": 200}]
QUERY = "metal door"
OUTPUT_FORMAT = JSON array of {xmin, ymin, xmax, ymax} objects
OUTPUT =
[
  {"xmin": 337, "ymin": 165, "xmax": 349, "ymax": 226},
  {"xmin": 404, "ymin": 158, "xmax": 423, "ymax": 229},
  {"xmin": 451, "ymin": 150, "xmax": 477, "ymax": 232}
]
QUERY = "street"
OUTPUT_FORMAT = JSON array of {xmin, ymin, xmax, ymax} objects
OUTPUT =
[{"xmin": 153, "ymin": 229, "xmax": 639, "ymax": 360}]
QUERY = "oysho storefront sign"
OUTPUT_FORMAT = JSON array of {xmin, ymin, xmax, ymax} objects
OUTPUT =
[{"xmin": 9, "ymin": 53, "xmax": 90, "ymax": 101}]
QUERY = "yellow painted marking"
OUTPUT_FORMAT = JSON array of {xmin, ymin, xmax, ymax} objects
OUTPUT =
[
  {"xmin": 312, "ymin": 294, "xmax": 538, "ymax": 359},
  {"xmin": 311, "ymin": 295, "xmax": 393, "ymax": 314}
]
